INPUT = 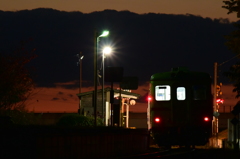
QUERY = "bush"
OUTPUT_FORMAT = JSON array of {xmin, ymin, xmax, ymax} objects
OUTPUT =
[
  {"xmin": 0, "ymin": 109, "xmax": 41, "ymax": 125},
  {"xmin": 56, "ymin": 114, "xmax": 103, "ymax": 127}
]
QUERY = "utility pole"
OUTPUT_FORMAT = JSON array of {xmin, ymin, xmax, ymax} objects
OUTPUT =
[
  {"xmin": 77, "ymin": 52, "xmax": 84, "ymax": 115},
  {"xmin": 213, "ymin": 54, "xmax": 240, "ymax": 148},
  {"xmin": 79, "ymin": 52, "xmax": 83, "ymax": 94},
  {"xmin": 94, "ymin": 30, "xmax": 98, "ymax": 126}
]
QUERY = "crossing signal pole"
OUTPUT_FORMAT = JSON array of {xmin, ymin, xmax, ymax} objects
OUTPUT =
[
  {"xmin": 213, "ymin": 62, "xmax": 225, "ymax": 147},
  {"xmin": 213, "ymin": 62, "xmax": 226, "ymax": 147},
  {"xmin": 213, "ymin": 62, "xmax": 219, "ymax": 147}
]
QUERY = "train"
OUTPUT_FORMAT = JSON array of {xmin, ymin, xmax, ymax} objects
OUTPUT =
[{"xmin": 147, "ymin": 67, "xmax": 213, "ymax": 148}]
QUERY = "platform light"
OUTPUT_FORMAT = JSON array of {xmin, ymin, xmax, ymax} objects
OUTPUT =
[
  {"xmin": 94, "ymin": 30, "xmax": 109, "ymax": 126},
  {"xmin": 102, "ymin": 46, "xmax": 112, "ymax": 126},
  {"xmin": 103, "ymin": 46, "xmax": 112, "ymax": 55}
]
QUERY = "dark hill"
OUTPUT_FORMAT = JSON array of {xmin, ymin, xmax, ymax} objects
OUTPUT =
[{"xmin": 0, "ymin": 8, "xmax": 238, "ymax": 87}]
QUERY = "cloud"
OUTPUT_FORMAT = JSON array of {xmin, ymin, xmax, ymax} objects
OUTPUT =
[
  {"xmin": 58, "ymin": 91, "xmax": 64, "ymax": 95},
  {"xmin": 61, "ymin": 98, "xmax": 67, "ymax": 101},
  {"xmin": 51, "ymin": 97, "xmax": 59, "ymax": 101},
  {"xmin": 53, "ymin": 81, "xmax": 79, "ymax": 89}
]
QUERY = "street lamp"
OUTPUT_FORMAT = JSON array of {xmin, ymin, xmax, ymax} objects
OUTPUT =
[
  {"xmin": 99, "ymin": 31, "xmax": 109, "ymax": 37},
  {"xmin": 94, "ymin": 30, "xmax": 109, "ymax": 126},
  {"xmin": 102, "ymin": 46, "xmax": 112, "ymax": 125}
]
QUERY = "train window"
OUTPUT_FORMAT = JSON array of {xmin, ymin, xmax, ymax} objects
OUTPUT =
[
  {"xmin": 192, "ymin": 85, "xmax": 206, "ymax": 100},
  {"xmin": 177, "ymin": 87, "xmax": 186, "ymax": 100},
  {"xmin": 155, "ymin": 85, "xmax": 171, "ymax": 101}
]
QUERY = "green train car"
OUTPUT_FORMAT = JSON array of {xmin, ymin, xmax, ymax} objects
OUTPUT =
[{"xmin": 147, "ymin": 67, "xmax": 213, "ymax": 148}]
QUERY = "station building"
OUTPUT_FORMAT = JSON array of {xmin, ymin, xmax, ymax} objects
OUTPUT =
[{"xmin": 77, "ymin": 87, "xmax": 140, "ymax": 127}]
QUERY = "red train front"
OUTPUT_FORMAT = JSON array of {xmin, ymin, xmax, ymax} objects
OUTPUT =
[{"xmin": 147, "ymin": 67, "xmax": 213, "ymax": 148}]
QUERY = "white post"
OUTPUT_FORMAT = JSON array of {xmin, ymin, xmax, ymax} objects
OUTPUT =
[
  {"xmin": 106, "ymin": 91, "xmax": 110, "ymax": 126},
  {"xmin": 105, "ymin": 101, "xmax": 109, "ymax": 126},
  {"xmin": 126, "ymin": 103, "xmax": 129, "ymax": 128},
  {"xmin": 147, "ymin": 99, "xmax": 151, "ymax": 130}
]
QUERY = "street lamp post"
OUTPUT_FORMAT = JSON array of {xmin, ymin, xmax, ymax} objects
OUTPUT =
[
  {"xmin": 102, "ymin": 47, "xmax": 112, "ymax": 125},
  {"xmin": 94, "ymin": 30, "xmax": 109, "ymax": 126}
]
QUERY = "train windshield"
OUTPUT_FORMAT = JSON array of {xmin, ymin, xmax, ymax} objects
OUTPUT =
[
  {"xmin": 192, "ymin": 85, "xmax": 206, "ymax": 100},
  {"xmin": 177, "ymin": 87, "xmax": 186, "ymax": 100},
  {"xmin": 155, "ymin": 85, "xmax": 171, "ymax": 101}
]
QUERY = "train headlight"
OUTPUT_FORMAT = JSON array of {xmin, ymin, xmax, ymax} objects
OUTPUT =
[{"xmin": 154, "ymin": 117, "xmax": 161, "ymax": 123}]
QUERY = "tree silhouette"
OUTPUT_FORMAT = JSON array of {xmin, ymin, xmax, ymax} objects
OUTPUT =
[
  {"xmin": 222, "ymin": 0, "xmax": 240, "ymax": 16},
  {"xmin": 223, "ymin": 1, "xmax": 240, "ymax": 97},
  {"xmin": 224, "ymin": 23, "xmax": 240, "ymax": 54},
  {"xmin": 0, "ymin": 41, "xmax": 36, "ymax": 110},
  {"xmin": 224, "ymin": 63, "xmax": 240, "ymax": 98}
]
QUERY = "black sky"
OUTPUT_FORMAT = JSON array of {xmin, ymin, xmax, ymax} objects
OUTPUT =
[{"xmin": 0, "ymin": 8, "xmax": 239, "ymax": 88}]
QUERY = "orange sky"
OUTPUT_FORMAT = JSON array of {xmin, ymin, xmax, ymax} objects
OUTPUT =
[
  {"xmin": 26, "ymin": 82, "xmax": 239, "ymax": 113},
  {"xmin": 0, "ymin": 0, "xmax": 239, "ymax": 22},
  {"xmin": 26, "ymin": 82, "xmax": 150, "ymax": 113}
]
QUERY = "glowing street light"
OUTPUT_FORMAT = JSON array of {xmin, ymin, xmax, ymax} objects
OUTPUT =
[
  {"xmin": 93, "ymin": 30, "xmax": 109, "ymax": 126},
  {"xmin": 102, "ymin": 46, "xmax": 112, "ymax": 125},
  {"xmin": 99, "ymin": 31, "xmax": 109, "ymax": 37},
  {"xmin": 103, "ymin": 47, "xmax": 111, "ymax": 55}
]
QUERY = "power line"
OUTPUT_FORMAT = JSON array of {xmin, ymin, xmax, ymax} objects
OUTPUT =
[{"xmin": 219, "ymin": 54, "xmax": 240, "ymax": 66}]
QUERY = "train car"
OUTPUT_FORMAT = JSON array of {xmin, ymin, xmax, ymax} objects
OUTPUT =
[{"xmin": 147, "ymin": 67, "xmax": 213, "ymax": 148}]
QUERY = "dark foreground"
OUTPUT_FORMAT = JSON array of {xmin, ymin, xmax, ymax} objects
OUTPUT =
[{"xmin": 112, "ymin": 147, "xmax": 240, "ymax": 159}]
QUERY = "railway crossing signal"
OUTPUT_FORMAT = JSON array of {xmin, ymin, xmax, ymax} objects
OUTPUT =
[
  {"xmin": 216, "ymin": 83, "xmax": 223, "ymax": 97},
  {"xmin": 216, "ymin": 98, "xmax": 224, "ymax": 104}
]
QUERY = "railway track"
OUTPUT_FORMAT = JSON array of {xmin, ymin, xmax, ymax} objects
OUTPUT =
[{"xmin": 110, "ymin": 146, "xmax": 240, "ymax": 159}]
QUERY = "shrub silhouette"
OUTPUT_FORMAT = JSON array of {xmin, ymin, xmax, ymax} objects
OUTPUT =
[{"xmin": 56, "ymin": 114, "xmax": 103, "ymax": 127}]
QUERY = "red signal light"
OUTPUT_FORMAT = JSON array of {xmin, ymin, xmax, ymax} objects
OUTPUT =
[
  {"xmin": 204, "ymin": 117, "xmax": 209, "ymax": 122},
  {"xmin": 154, "ymin": 117, "xmax": 160, "ymax": 123},
  {"xmin": 216, "ymin": 98, "xmax": 224, "ymax": 104}
]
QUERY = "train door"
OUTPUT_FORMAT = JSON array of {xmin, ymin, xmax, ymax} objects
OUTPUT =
[
  {"xmin": 191, "ymin": 83, "xmax": 212, "ymax": 124},
  {"xmin": 149, "ymin": 82, "xmax": 172, "ymax": 130},
  {"xmin": 171, "ymin": 82, "xmax": 189, "ymax": 126}
]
